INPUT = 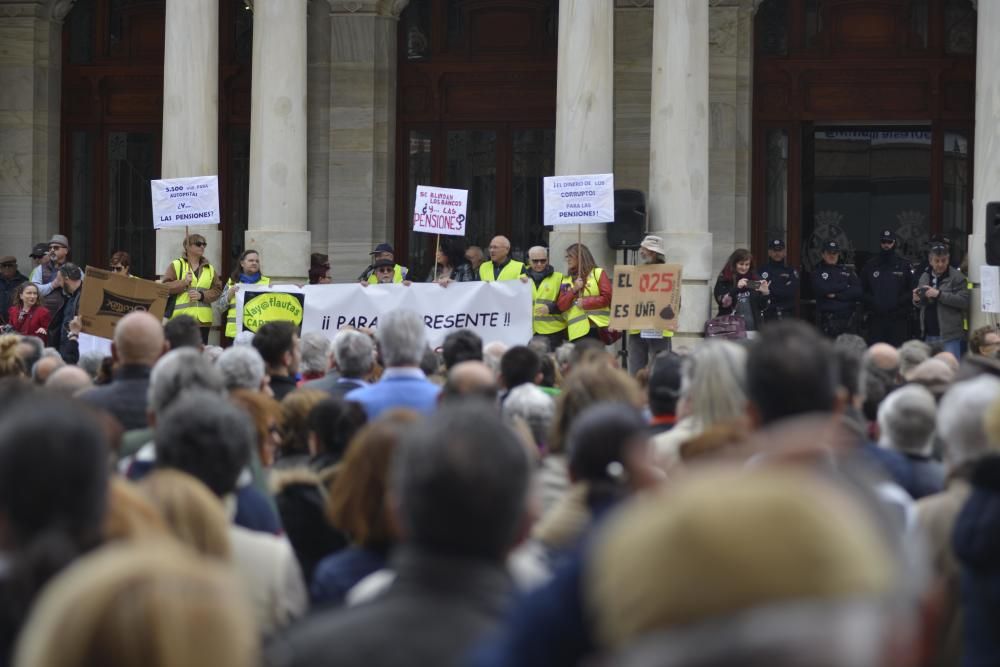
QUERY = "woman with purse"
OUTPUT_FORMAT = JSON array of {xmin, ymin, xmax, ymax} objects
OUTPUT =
[
  {"xmin": 6, "ymin": 282, "xmax": 50, "ymax": 342},
  {"xmin": 712, "ymin": 248, "xmax": 770, "ymax": 336},
  {"xmin": 556, "ymin": 243, "xmax": 617, "ymax": 343},
  {"xmin": 161, "ymin": 234, "xmax": 222, "ymax": 344}
]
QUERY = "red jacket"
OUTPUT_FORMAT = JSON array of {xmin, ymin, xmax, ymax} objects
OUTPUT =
[
  {"xmin": 556, "ymin": 269, "xmax": 612, "ymax": 313},
  {"xmin": 7, "ymin": 305, "xmax": 51, "ymax": 341}
]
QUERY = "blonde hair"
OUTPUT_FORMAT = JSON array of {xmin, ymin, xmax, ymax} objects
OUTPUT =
[
  {"xmin": 549, "ymin": 363, "xmax": 643, "ymax": 454},
  {"xmin": 0, "ymin": 335, "xmax": 26, "ymax": 378},
  {"xmin": 140, "ymin": 470, "xmax": 232, "ymax": 560},
  {"xmin": 102, "ymin": 477, "xmax": 169, "ymax": 543},
  {"xmin": 14, "ymin": 542, "xmax": 258, "ymax": 667}
]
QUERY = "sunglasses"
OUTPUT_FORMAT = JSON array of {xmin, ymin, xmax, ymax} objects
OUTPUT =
[
  {"xmin": 110, "ymin": 266, "xmax": 125, "ymax": 272},
  {"xmin": 48, "ymin": 245, "xmax": 63, "ymax": 251},
  {"xmin": 529, "ymin": 258, "xmax": 547, "ymax": 263},
  {"xmin": 191, "ymin": 241, "xmax": 207, "ymax": 248}
]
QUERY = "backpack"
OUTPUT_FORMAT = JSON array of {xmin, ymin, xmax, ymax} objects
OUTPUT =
[{"xmin": 704, "ymin": 314, "xmax": 747, "ymax": 340}]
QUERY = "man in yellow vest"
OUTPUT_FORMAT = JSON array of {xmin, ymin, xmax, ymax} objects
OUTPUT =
[
  {"xmin": 219, "ymin": 249, "xmax": 270, "ymax": 339},
  {"xmin": 526, "ymin": 246, "xmax": 567, "ymax": 349},
  {"xmin": 627, "ymin": 235, "xmax": 673, "ymax": 375},
  {"xmin": 480, "ymin": 236, "xmax": 526, "ymax": 282},
  {"xmin": 360, "ymin": 243, "xmax": 408, "ymax": 284}
]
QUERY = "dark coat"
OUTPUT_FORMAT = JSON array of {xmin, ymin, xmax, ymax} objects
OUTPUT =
[
  {"xmin": 713, "ymin": 271, "xmax": 770, "ymax": 331},
  {"xmin": 47, "ymin": 287, "xmax": 81, "ymax": 364},
  {"xmin": 811, "ymin": 261, "xmax": 862, "ymax": 316},
  {"xmin": 270, "ymin": 466, "xmax": 348, "ymax": 583},
  {"xmin": 0, "ymin": 272, "xmax": 28, "ymax": 324},
  {"xmin": 266, "ymin": 546, "xmax": 514, "ymax": 667},
  {"xmin": 758, "ymin": 260, "xmax": 799, "ymax": 316},
  {"xmin": 78, "ymin": 365, "xmax": 152, "ymax": 431},
  {"xmin": 861, "ymin": 250, "xmax": 914, "ymax": 317}
]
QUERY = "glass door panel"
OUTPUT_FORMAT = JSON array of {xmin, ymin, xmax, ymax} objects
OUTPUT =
[
  {"xmin": 511, "ymin": 128, "xmax": 554, "ymax": 260},
  {"xmin": 446, "ymin": 128, "xmax": 496, "ymax": 258},
  {"xmin": 107, "ymin": 131, "xmax": 157, "ymax": 278}
]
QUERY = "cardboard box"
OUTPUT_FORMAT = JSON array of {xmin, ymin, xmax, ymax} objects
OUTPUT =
[{"xmin": 79, "ymin": 266, "xmax": 170, "ymax": 339}]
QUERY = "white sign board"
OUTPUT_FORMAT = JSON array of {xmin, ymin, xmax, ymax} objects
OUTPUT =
[
  {"xmin": 412, "ymin": 185, "xmax": 468, "ymax": 236},
  {"xmin": 982, "ymin": 265, "xmax": 1000, "ymax": 313},
  {"xmin": 151, "ymin": 175, "xmax": 220, "ymax": 229},
  {"xmin": 301, "ymin": 281, "xmax": 532, "ymax": 349},
  {"xmin": 543, "ymin": 173, "xmax": 615, "ymax": 226}
]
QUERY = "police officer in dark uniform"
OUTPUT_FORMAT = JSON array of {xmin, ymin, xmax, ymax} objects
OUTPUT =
[
  {"xmin": 758, "ymin": 238, "xmax": 799, "ymax": 322},
  {"xmin": 811, "ymin": 240, "xmax": 862, "ymax": 338},
  {"xmin": 860, "ymin": 229, "xmax": 914, "ymax": 347}
]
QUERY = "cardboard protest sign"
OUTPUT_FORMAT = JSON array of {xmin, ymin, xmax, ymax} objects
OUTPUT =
[
  {"xmin": 543, "ymin": 173, "xmax": 615, "ymax": 225},
  {"xmin": 610, "ymin": 264, "xmax": 683, "ymax": 332},
  {"xmin": 413, "ymin": 185, "xmax": 468, "ymax": 236},
  {"xmin": 234, "ymin": 286, "xmax": 306, "ymax": 334},
  {"xmin": 301, "ymin": 281, "xmax": 532, "ymax": 348},
  {"xmin": 151, "ymin": 175, "xmax": 220, "ymax": 229},
  {"xmin": 78, "ymin": 266, "xmax": 170, "ymax": 339}
]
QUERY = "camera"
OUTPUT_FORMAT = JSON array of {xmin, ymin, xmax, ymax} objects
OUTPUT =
[{"xmin": 746, "ymin": 280, "xmax": 762, "ymax": 290}]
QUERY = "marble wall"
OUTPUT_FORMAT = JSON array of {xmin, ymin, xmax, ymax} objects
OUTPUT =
[{"xmin": 0, "ymin": 1, "xmax": 63, "ymax": 259}]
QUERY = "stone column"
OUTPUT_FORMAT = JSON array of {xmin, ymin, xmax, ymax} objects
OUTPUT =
[
  {"xmin": 156, "ymin": 0, "xmax": 221, "ymax": 273},
  {"xmin": 970, "ymin": 0, "xmax": 996, "ymax": 329},
  {"xmin": 247, "ymin": 0, "xmax": 311, "ymax": 282},
  {"xmin": 324, "ymin": 0, "xmax": 406, "ymax": 282},
  {"xmin": 550, "ymin": 0, "xmax": 615, "ymax": 274},
  {"xmin": 0, "ymin": 0, "xmax": 66, "ymax": 255},
  {"xmin": 647, "ymin": 0, "xmax": 712, "ymax": 343}
]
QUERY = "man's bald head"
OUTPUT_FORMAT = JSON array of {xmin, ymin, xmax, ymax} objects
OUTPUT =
[
  {"xmin": 32, "ymin": 354, "xmax": 64, "ymax": 384},
  {"xmin": 45, "ymin": 365, "xmax": 93, "ymax": 396},
  {"xmin": 488, "ymin": 236, "xmax": 511, "ymax": 264},
  {"xmin": 867, "ymin": 343, "xmax": 899, "ymax": 372},
  {"xmin": 113, "ymin": 312, "xmax": 166, "ymax": 367},
  {"xmin": 441, "ymin": 361, "xmax": 498, "ymax": 405}
]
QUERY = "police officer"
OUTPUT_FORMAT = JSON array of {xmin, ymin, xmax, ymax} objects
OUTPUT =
[
  {"xmin": 758, "ymin": 239, "xmax": 799, "ymax": 322},
  {"xmin": 860, "ymin": 229, "xmax": 913, "ymax": 347},
  {"xmin": 811, "ymin": 240, "xmax": 862, "ymax": 338}
]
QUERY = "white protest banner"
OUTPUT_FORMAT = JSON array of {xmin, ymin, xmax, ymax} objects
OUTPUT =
[
  {"xmin": 412, "ymin": 185, "xmax": 468, "ymax": 236},
  {"xmin": 982, "ymin": 265, "xmax": 1000, "ymax": 314},
  {"xmin": 234, "ymin": 285, "xmax": 306, "ymax": 334},
  {"xmin": 543, "ymin": 173, "xmax": 615, "ymax": 226},
  {"xmin": 151, "ymin": 175, "xmax": 220, "ymax": 229},
  {"xmin": 301, "ymin": 281, "xmax": 532, "ymax": 348}
]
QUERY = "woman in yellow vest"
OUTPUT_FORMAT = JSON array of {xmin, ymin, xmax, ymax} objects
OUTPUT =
[
  {"xmin": 555, "ymin": 242, "xmax": 616, "ymax": 343},
  {"xmin": 162, "ymin": 233, "xmax": 222, "ymax": 344},
  {"xmin": 219, "ymin": 249, "xmax": 271, "ymax": 339}
]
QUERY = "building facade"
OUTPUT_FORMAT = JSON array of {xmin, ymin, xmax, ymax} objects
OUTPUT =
[{"xmin": 1, "ymin": 0, "xmax": 994, "ymax": 341}]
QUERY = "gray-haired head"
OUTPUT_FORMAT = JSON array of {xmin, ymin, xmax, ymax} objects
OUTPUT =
[
  {"xmin": 680, "ymin": 340, "xmax": 748, "ymax": 430},
  {"xmin": 148, "ymin": 348, "xmax": 225, "ymax": 416},
  {"xmin": 44, "ymin": 365, "xmax": 93, "ymax": 396},
  {"xmin": 392, "ymin": 402, "xmax": 531, "ymax": 562},
  {"xmin": 898, "ymin": 340, "xmax": 931, "ymax": 379},
  {"xmin": 77, "ymin": 352, "xmax": 106, "ymax": 380},
  {"xmin": 333, "ymin": 329, "xmax": 375, "ymax": 379},
  {"xmin": 215, "ymin": 345, "xmax": 266, "ymax": 392},
  {"xmin": 502, "ymin": 383, "xmax": 554, "ymax": 447},
  {"xmin": 233, "ymin": 331, "xmax": 255, "ymax": 347},
  {"xmin": 376, "ymin": 310, "xmax": 426, "ymax": 368},
  {"xmin": 31, "ymin": 349, "xmax": 64, "ymax": 384},
  {"xmin": 299, "ymin": 331, "xmax": 332, "ymax": 376},
  {"xmin": 877, "ymin": 384, "xmax": 937, "ymax": 457},
  {"xmin": 937, "ymin": 375, "xmax": 1000, "ymax": 469}
]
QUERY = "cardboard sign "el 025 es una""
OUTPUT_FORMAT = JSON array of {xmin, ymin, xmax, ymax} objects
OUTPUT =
[
  {"xmin": 610, "ymin": 264, "xmax": 683, "ymax": 332},
  {"xmin": 78, "ymin": 267, "xmax": 170, "ymax": 339}
]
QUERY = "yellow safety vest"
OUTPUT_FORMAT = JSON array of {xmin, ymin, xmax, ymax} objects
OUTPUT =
[
  {"xmin": 225, "ymin": 276, "xmax": 271, "ymax": 338},
  {"xmin": 480, "ymin": 259, "xmax": 525, "ymax": 282},
  {"xmin": 532, "ymin": 271, "xmax": 567, "ymax": 335},
  {"xmin": 170, "ymin": 258, "xmax": 215, "ymax": 325},
  {"xmin": 563, "ymin": 268, "xmax": 610, "ymax": 341},
  {"xmin": 367, "ymin": 264, "xmax": 407, "ymax": 285}
]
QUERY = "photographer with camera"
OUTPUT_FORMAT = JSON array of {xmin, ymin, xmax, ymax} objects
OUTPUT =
[
  {"xmin": 913, "ymin": 243, "xmax": 969, "ymax": 358},
  {"xmin": 712, "ymin": 248, "xmax": 770, "ymax": 336}
]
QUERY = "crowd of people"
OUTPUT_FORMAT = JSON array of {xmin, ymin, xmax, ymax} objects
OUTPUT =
[{"xmin": 0, "ymin": 278, "xmax": 999, "ymax": 666}]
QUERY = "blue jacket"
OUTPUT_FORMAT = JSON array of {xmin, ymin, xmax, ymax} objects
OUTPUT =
[
  {"xmin": 345, "ymin": 368, "xmax": 441, "ymax": 419},
  {"xmin": 861, "ymin": 250, "xmax": 914, "ymax": 316},
  {"xmin": 811, "ymin": 262, "xmax": 861, "ymax": 316},
  {"xmin": 758, "ymin": 260, "xmax": 799, "ymax": 314}
]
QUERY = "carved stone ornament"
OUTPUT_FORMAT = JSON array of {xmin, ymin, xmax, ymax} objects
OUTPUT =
[
  {"xmin": 49, "ymin": 0, "xmax": 76, "ymax": 21},
  {"xmin": 326, "ymin": 0, "xmax": 409, "ymax": 17}
]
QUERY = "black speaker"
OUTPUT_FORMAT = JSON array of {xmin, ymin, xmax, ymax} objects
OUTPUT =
[
  {"xmin": 607, "ymin": 189, "xmax": 646, "ymax": 250},
  {"xmin": 987, "ymin": 202, "xmax": 1000, "ymax": 265}
]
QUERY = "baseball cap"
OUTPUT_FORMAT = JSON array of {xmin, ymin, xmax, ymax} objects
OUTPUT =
[
  {"xmin": 823, "ymin": 240, "xmax": 840, "ymax": 253},
  {"xmin": 769, "ymin": 239, "xmax": 785, "ymax": 250},
  {"xmin": 930, "ymin": 243, "xmax": 949, "ymax": 254},
  {"xmin": 29, "ymin": 243, "xmax": 48, "ymax": 258},
  {"xmin": 373, "ymin": 258, "xmax": 395, "ymax": 269},
  {"xmin": 0, "ymin": 256, "xmax": 16, "ymax": 266},
  {"xmin": 879, "ymin": 229, "xmax": 896, "ymax": 242},
  {"xmin": 370, "ymin": 243, "xmax": 394, "ymax": 255},
  {"xmin": 48, "ymin": 234, "xmax": 69, "ymax": 249}
]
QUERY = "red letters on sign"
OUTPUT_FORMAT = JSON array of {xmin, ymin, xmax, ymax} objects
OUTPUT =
[{"xmin": 637, "ymin": 272, "xmax": 674, "ymax": 293}]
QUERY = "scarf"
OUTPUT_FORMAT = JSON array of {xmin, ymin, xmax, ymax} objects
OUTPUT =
[{"xmin": 239, "ymin": 272, "xmax": 261, "ymax": 284}]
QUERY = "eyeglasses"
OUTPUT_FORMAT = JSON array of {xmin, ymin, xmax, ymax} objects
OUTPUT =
[
  {"xmin": 48, "ymin": 245, "xmax": 62, "ymax": 251},
  {"xmin": 191, "ymin": 241, "xmax": 207, "ymax": 248},
  {"xmin": 110, "ymin": 266, "xmax": 125, "ymax": 272},
  {"xmin": 529, "ymin": 258, "xmax": 547, "ymax": 264}
]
